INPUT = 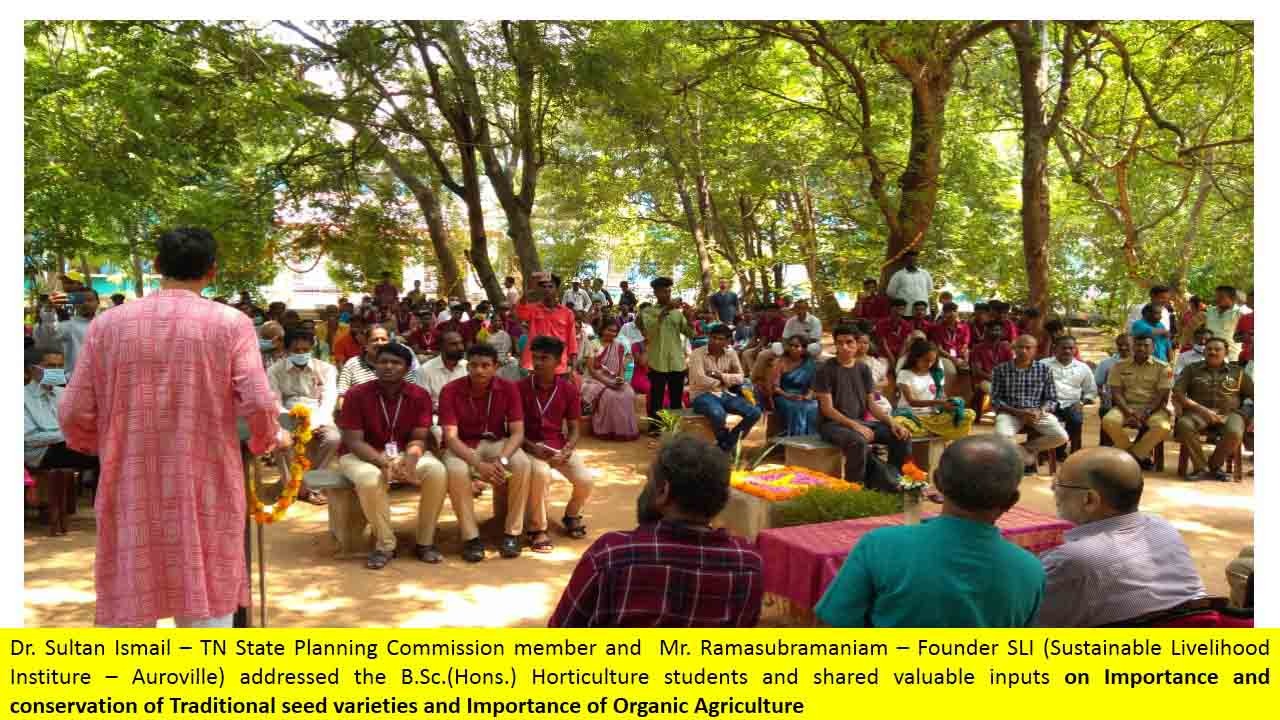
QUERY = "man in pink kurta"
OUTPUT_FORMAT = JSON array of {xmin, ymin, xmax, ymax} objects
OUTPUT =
[{"xmin": 59, "ymin": 227, "xmax": 282, "ymax": 627}]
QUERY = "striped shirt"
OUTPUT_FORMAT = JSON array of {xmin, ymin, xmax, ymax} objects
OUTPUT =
[
  {"xmin": 1035, "ymin": 512, "xmax": 1206, "ymax": 627},
  {"xmin": 337, "ymin": 356, "xmax": 378, "ymax": 395}
]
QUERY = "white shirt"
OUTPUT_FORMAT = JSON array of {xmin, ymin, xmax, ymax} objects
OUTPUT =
[
  {"xmin": 885, "ymin": 267, "xmax": 933, "ymax": 316},
  {"xmin": 1039, "ymin": 357, "xmax": 1098, "ymax": 408},
  {"xmin": 1127, "ymin": 304, "xmax": 1172, "ymax": 333},
  {"xmin": 413, "ymin": 355, "xmax": 469, "ymax": 407},
  {"xmin": 895, "ymin": 368, "xmax": 940, "ymax": 412},
  {"xmin": 34, "ymin": 311, "xmax": 93, "ymax": 378},
  {"xmin": 1036, "ymin": 512, "xmax": 1206, "ymax": 627},
  {"xmin": 1174, "ymin": 348, "xmax": 1205, "ymax": 379},
  {"xmin": 562, "ymin": 288, "xmax": 593, "ymax": 311},
  {"xmin": 24, "ymin": 381, "xmax": 65, "ymax": 468},
  {"xmin": 782, "ymin": 314, "xmax": 822, "ymax": 341}
]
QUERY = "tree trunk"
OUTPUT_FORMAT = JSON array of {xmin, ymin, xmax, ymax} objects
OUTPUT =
[
  {"xmin": 378, "ymin": 146, "xmax": 465, "ymax": 298},
  {"xmin": 880, "ymin": 75, "xmax": 948, "ymax": 287},
  {"xmin": 1011, "ymin": 21, "xmax": 1054, "ymax": 316},
  {"xmin": 674, "ymin": 176, "xmax": 714, "ymax": 301},
  {"xmin": 460, "ymin": 150, "xmax": 505, "ymax": 305},
  {"xmin": 124, "ymin": 232, "xmax": 145, "ymax": 297},
  {"xmin": 787, "ymin": 184, "xmax": 842, "ymax": 322},
  {"xmin": 708, "ymin": 192, "xmax": 752, "ymax": 298},
  {"xmin": 1172, "ymin": 150, "xmax": 1215, "ymax": 312},
  {"xmin": 79, "ymin": 254, "xmax": 92, "ymax": 288}
]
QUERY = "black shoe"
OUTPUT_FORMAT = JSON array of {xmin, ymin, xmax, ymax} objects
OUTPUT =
[
  {"xmin": 414, "ymin": 544, "xmax": 443, "ymax": 564},
  {"xmin": 1138, "ymin": 458, "xmax": 1155, "ymax": 471},
  {"xmin": 1024, "ymin": 464, "xmax": 1038, "ymax": 475},
  {"xmin": 1184, "ymin": 470, "xmax": 1215, "ymax": 482},
  {"xmin": 462, "ymin": 538, "xmax": 485, "ymax": 563},
  {"xmin": 499, "ymin": 534, "xmax": 522, "ymax": 559},
  {"xmin": 1213, "ymin": 470, "xmax": 1232, "ymax": 482},
  {"xmin": 1055, "ymin": 448, "xmax": 1068, "ymax": 462}
]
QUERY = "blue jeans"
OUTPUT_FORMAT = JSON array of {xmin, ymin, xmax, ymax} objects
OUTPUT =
[{"xmin": 692, "ymin": 392, "xmax": 763, "ymax": 452}]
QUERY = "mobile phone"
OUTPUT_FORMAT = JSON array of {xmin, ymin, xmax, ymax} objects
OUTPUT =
[{"xmin": 65, "ymin": 291, "xmax": 93, "ymax": 305}]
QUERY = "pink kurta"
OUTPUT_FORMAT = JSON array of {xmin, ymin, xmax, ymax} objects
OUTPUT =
[{"xmin": 59, "ymin": 288, "xmax": 280, "ymax": 626}]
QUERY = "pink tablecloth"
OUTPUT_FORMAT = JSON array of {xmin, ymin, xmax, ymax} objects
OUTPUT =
[{"xmin": 757, "ymin": 506, "xmax": 1073, "ymax": 611}]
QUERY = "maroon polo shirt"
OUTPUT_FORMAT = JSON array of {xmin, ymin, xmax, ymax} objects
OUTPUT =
[
  {"xmin": 437, "ymin": 375, "xmax": 524, "ymax": 447},
  {"xmin": 335, "ymin": 381, "xmax": 433, "ymax": 457},
  {"xmin": 875, "ymin": 317, "xmax": 913, "ymax": 358},
  {"xmin": 518, "ymin": 375, "xmax": 581, "ymax": 450}
]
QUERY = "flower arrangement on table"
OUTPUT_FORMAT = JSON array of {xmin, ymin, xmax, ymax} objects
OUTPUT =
[
  {"xmin": 248, "ymin": 404, "xmax": 311, "ymax": 524},
  {"xmin": 730, "ymin": 466, "xmax": 862, "ymax": 502}
]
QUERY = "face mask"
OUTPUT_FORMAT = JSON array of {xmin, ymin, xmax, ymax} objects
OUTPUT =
[
  {"xmin": 259, "ymin": 339, "xmax": 276, "ymax": 351},
  {"xmin": 40, "ymin": 368, "xmax": 66, "ymax": 386},
  {"xmin": 338, "ymin": 312, "xmax": 351, "ymax": 323},
  {"xmin": 289, "ymin": 353, "xmax": 311, "ymax": 367},
  {"xmin": 1193, "ymin": 344, "xmax": 1205, "ymax": 354}
]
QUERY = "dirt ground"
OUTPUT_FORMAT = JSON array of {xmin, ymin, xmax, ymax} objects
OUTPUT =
[{"xmin": 23, "ymin": 328, "xmax": 1253, "ymax": 627}]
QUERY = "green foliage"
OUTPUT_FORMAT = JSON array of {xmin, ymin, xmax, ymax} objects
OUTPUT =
[{"xmin": 773, "ymin": 487, "xmax": 905, "ymax": 528}]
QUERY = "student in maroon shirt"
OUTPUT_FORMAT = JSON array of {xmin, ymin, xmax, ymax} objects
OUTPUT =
[
  {"xmin": 438, "ymin": 342, "xmax": 533, "ymax": 562},
  {"xmin": 990, "ymin": 301, "xmax": 1021, "ymax": 346},
  {"xmin": 968, "ymin": 321, "xmax": 1015, "ymax": 422},
  {"xmin": 875, "ymin": 298, "xmax": 913, "ymax": 367},
  {"xmin": 335, "ymin": 343, "xmax": 448, "ymax": 569},
  {"xmin": 968, "ymin": 302, "xmax": 991, "ymax": 343},
  {"xmin": 907, "ymin": 300, "xmax": 934, "ymax": 335},
  {"xmin": 548, "ymin": 435, "xmax": 762, "ymax": 627},
  {"xmin": 853, "ymin": 277, "xmax": 890, "ymax": 323},
  {"xmin": 929, "ymin": 301, "xmax": 971, "ymax": 365},
  {"xmin": 519, "ymin": 336, "xmax": 593, "ymax": 552}
]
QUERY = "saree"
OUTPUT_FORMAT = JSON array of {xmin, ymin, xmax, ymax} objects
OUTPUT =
[
  {"xmin": 773, "ymin": 358, "xmax": 819, "ymax": 436},
  {"xmin": 581, "ymin": 341, "xmax": 639, "ymax": 440}
]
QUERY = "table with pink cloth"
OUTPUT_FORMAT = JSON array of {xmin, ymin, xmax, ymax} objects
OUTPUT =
[{"xmin": 757, "ymin": 506, "xmax": 1074, "ymax": 612}]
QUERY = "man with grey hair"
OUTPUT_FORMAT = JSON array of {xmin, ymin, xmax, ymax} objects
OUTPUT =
[
  {"xmin": 1037, "ymin": 448, "xmax": 1205, "ymax": 626},
  {"xmin": 816, "ymin": 435, "xmax": 1045, "ymax": 627}
]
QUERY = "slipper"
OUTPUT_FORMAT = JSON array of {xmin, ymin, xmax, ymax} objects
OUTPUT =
[
  {"xmin": 562, "ymin": 515, "xmax": 588, "ymax": 539},
  {"xmin": 527, "ymin": 531, "xmax": 554, "ymax": 554},
  {"xmin": 366, "ymin": 549, "xmax": 395, "ymax": 570},
  {"xmin": 300, "ymin": 490, "xmax": 328, "ymax": 506},
  {"xmin": 414, "ymin": 544, "xmax": 443, "ymax": 564}
]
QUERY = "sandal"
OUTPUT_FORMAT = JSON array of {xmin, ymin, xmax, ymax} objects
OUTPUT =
[
  {"xmin": 562, "ymin": 515, "xmax": 588, "ymax": 539},
  {"xmin": 499, "ymin": 534, "xmax": 522, "ymax": 559},
  {"xmin": 366, "ymin": 548, "xmax": 395, "ymax": 570},
  {"xmin": 462, "ymin": 538, "xmax": 485, "ymax": 563},
  {"xmin": 414, "ymin": 544, "xmax": 443, "ymax": 564},
  {"xmin": 527, "ymin": 531, "xmax": 554, "ymax": 554}
]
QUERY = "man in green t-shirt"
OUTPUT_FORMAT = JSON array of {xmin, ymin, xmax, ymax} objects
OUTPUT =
[
  {"xmin": 637, "ymin": 277, "xmax": 696, "ymax": 429},
  {"xmin": 816, "ymin": 435, "xmax": 1045, "ymax": 627}
]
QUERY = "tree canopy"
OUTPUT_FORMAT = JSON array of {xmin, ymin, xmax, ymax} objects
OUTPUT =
[{"xmin": 25, "ymin": 19, "xmax": 1253, "ymax": 316}]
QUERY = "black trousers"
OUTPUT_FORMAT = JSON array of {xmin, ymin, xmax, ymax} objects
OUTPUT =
[
  {"xmin": 818, "ymin": 421, "xmax": 910, "ymax": 489},
  {"xmin": 35, "ymin": 443, "xmax": 99, "ymax": 471},
  {"xmin": 647, "ymin": 370, "xmax": 687, "ymax": 419}
]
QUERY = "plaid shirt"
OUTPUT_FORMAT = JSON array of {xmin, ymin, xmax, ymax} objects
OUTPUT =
[
  {"xmin": 991, "ymin": 360, "xmax": 1058, "ymax": 412},
  {"xmin": 548, "ymin": 520, "xmax": 763, "ymax": 628}
]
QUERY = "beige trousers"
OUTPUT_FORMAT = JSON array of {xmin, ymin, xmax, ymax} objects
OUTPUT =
[
  {"xmin": 442, "ymin": 441, "xmax": 532, "ymax": 540},
  {"xmin": 527, "ymin": 453, "xmax": 593, "ymax": 532},
  {"xmin": 338, "ymin": 453, "xmax": 448, "ymax": 552},
  {"xmin": 1102, "ymin": 408, "xmax": 1172, "ymax": 460}
]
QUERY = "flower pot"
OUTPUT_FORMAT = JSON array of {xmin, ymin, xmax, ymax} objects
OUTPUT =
[{"xmin": 903, "ymin": 494, "xmax": 922, "ymax": 525}]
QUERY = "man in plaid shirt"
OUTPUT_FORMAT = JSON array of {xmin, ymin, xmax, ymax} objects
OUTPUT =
[
  {"xmin": 991, "ymin": 334, "xmax": 1068, "ymax": 472},
  {"xmin": 548, "ymin": 435, "xmax": 763, "ymax": 627}
]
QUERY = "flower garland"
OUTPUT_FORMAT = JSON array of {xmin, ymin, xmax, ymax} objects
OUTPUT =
[
  {"xmin": 730, "ymin": 466, "xmax": 862, "ymax": 502},
  {"xmin": 248, "ymin": 404, "xmax": 312, "ymax": 524}
]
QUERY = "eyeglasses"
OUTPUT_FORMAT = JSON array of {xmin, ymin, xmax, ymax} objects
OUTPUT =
[{"xmin": 1052, "ymin": 479, "xmax": 1092, "ymax": 492}]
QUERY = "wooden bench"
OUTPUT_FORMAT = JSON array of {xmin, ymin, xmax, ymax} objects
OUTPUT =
[
  {"xmin": 303, "ymin": 469, "xmax": 370, "ymax": 557},
  {"xmin": 777, "ymin": 433, "xmax": 947, "ymax": 484}
]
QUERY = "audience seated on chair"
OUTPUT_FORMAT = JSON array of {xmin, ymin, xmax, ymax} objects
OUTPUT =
[
  {"xmin": 1040, "ymin": 335, "xmax": 1097, "ymax": 460},
  {"xmin": 267, "ymin": 328, "xmax": 339, "ymax": 506},
  {"xmin": 1173, "ymin": 337, "xmax": 1251, "ymax": 482},
  {"xmin": 1101, "ymin": 335, "xmax": 1173, "ymax": 470},
  {"xmin": 1037, "ymin": 448, "xmax": 1206, "ymax": 627},
  {"xmin": 688, "ymin": 325, "xmax": 760, "ymax": 454},
  {"xmin": 991, "ymin": 334, "xmax": 1068, "ymax": 473}
]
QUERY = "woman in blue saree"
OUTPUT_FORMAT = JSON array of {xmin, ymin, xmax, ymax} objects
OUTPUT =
[{"xmin": 770, "ymin": 335, "xmax": 819, "ymax": 436}]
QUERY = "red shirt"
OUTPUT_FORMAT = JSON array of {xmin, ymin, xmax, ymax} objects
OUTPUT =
[
  {"xmin": 875, "ymin": 317, "xmax": 914, "ymax": 358},
  {"xmin": 332, "ymin": 333, "xmax": 363, "ymax": 367},
  {"xmin": 335, "ymin": 381, "xmax": 433, "ymax": 457},
  {"xmin": 548, "ymin": 520, "xmax": 763, "ymax": 628},
  {"xmin": 929, "ymin": 321, "xmax": 971, "ymax": 360},
  {"xmin": 515, "ymin": 302, "xmax": 578, "ymax": 374},
  {"xmin": 1000, "ymin": 319, "xmax": 1021, "ymax": 343},
  {"xmin": 374, "ymin": 282, "xmax": 399, "ymax": 307},
  {"xmin": 437, "ymin": 376, "xmax": 524, "ymax": 447},
  {"xmin": 908, "ymin": 317, "xmax": 934, "ymax": 335},
  {"xmin": 406, "ymin": 327, "xmax": 432, "ymax": 354},
  {"xmin": 518, "ymin": 376, "xmax": 581, "ymax": 450},
  {"xmin": 1237, "ymin": 312, "xmax": 1253, "ymax": 363},
  {"xmin": 854, "ymin": 293, "xmax": 891, "ymax": 322},
  {"xmin": 458, "ymin": 318, "xmax": 483, "ymax": 346},
  {"xmin": 969, "ymin": 341, "xmax": 1015, "ymax": 377}
]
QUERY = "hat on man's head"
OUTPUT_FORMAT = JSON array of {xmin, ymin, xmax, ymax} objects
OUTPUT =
[
  {"xmin": 651, "ymin": 277, "xmax": 674, "ymax": 290},
  {"xmin": 63, "ymin": 270, "xmax": 86, "ymax": 283}
]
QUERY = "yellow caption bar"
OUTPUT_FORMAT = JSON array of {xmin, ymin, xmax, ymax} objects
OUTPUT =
[{"xmin": 0, "ymin": 630, "xmax": 1274, "ymax": 718}]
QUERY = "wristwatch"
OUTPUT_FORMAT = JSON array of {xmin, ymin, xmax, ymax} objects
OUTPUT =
[{"xmin": 498, "ymin": 457, "xmax": 510, "ymax": 468}]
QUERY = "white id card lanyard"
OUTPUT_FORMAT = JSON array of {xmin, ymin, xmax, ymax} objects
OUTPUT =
[{"xmin": 380, "ymin": 394, "xmax": 404, "ymax": 458}]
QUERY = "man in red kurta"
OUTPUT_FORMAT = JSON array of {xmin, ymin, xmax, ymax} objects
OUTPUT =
[
  {"xmin": 515, "ymin": 272, "xmax": 578, "ymax": 375},
  {"xmin": 59, "ymin": 227, "xmax": 285, "ymax": 627}
]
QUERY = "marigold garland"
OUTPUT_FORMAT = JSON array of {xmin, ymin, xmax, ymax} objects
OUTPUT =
[
  {"xmin": 248, "ymin": 404, "xmax": 312, "ymax": 524},
  {"xmin": 730, "ymin": 465, "xmax": 862, "ymax": 502}
]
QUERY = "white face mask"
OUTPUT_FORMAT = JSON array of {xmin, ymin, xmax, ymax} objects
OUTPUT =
[{"xmin": 289, "ymin": 353, "xmax": 311, "ymax": 367}]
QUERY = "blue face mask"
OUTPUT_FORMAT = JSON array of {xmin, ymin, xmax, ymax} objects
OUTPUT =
[
  {"xmin": 289, "ymin": 353, "xmax": 311, "ymax": 367},
  {"xmin": 338, "ymin": 312, "xmax": 351, "ymax": 323},
  {"xmin": 40, "ymin": 368, "xmax": 66, "ymax": 386},
  {"xmin": 259, "ymin": 339, "xmax": 276, "ymax": 352}
]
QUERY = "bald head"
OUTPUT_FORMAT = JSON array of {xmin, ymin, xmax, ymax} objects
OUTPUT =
[
  {"xmin": 934, "ymin": 435, "xmax": 1023, "ymax": 514},
  {"xmin": 1061, "ymin": 447, "xmax": 1144, "ymax": 514}
]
